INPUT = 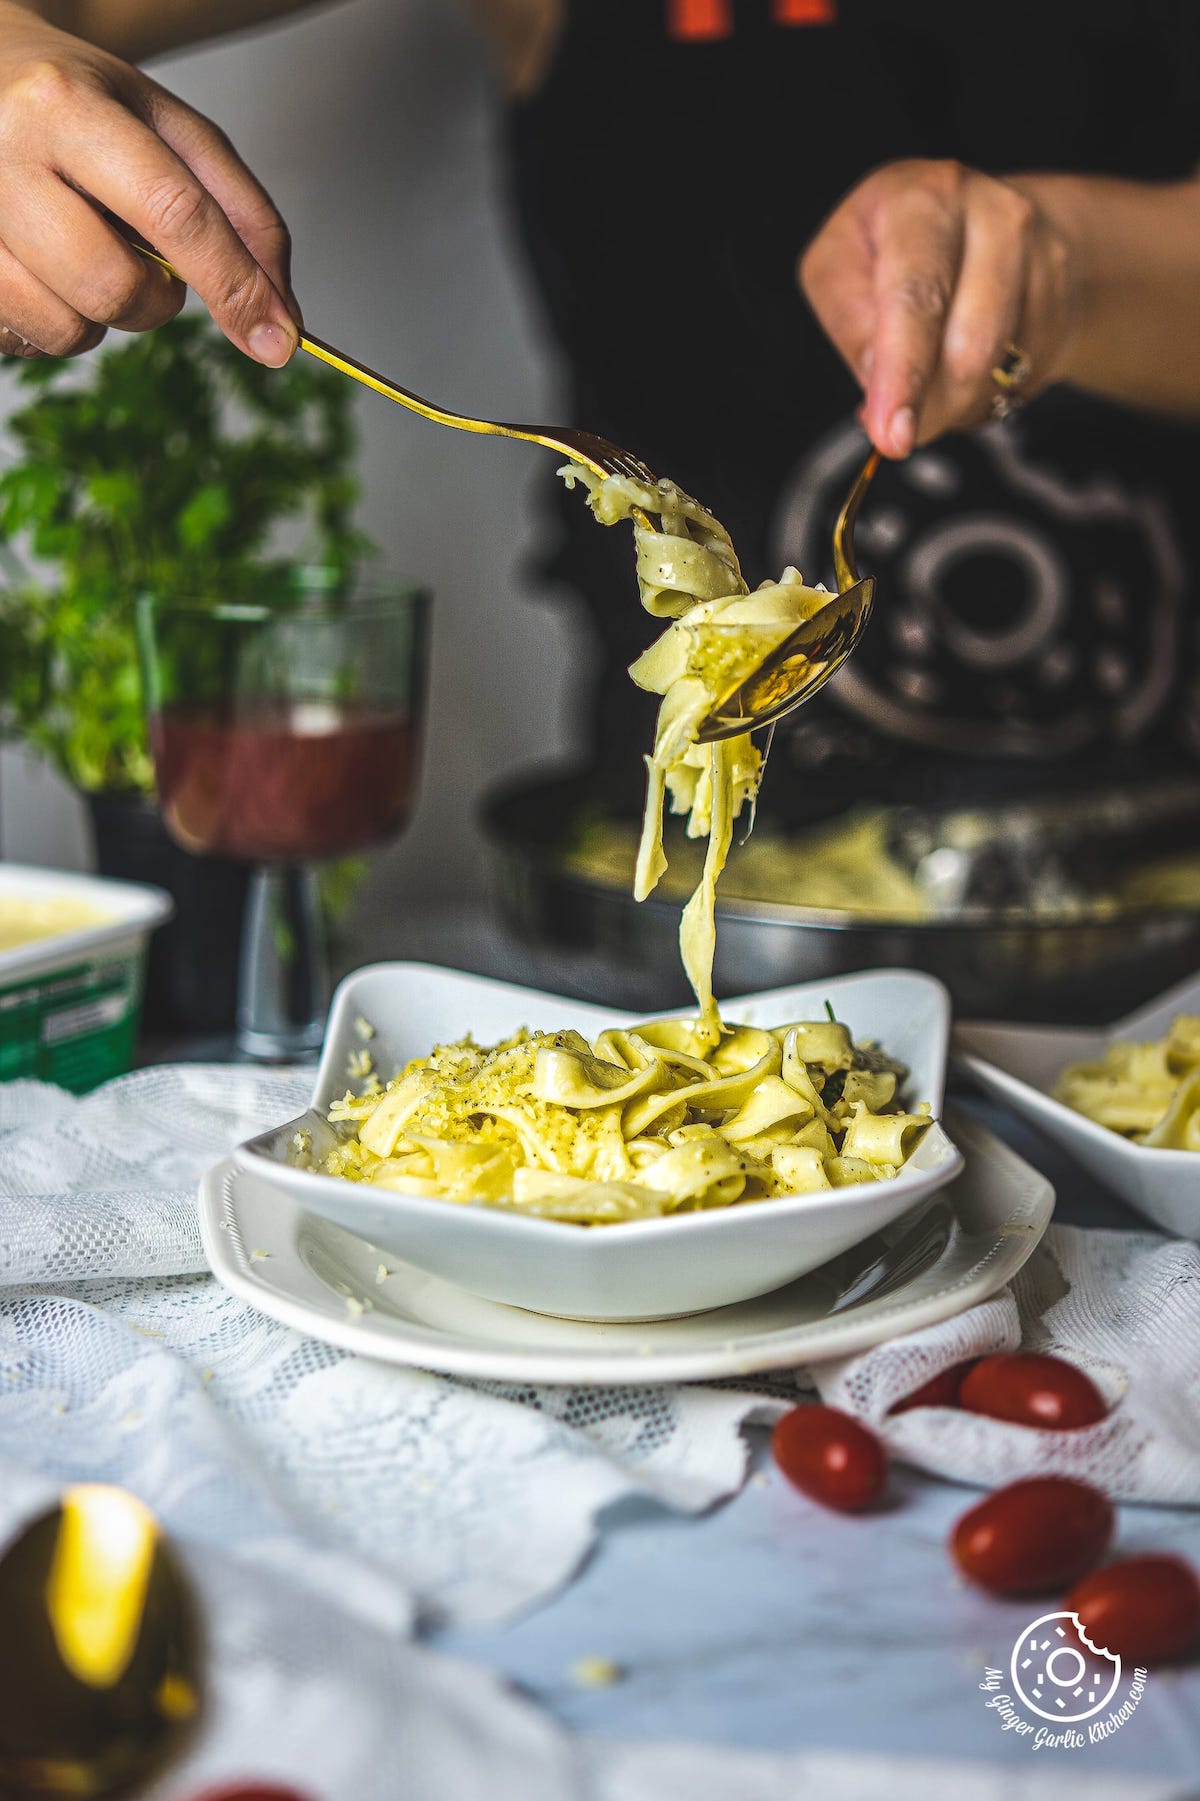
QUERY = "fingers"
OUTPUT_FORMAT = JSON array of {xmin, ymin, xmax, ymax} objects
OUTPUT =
[
  {"xmin": 1, "ymin": 172, "xmax": 185, "ymax": 335},
  {"xmin": 862, "ymin": 170, "xmax": 965, "ymax": 457},
  {"xmin": 0, "ymin": 237, "xmax": 105, "ymax": 357},
  {"xmin": 0, "ymin": 327, "xmax": 44, "ymax": 358},
  {"xmin": 915, "ymin": 183, "xmax": 1030, "ymax": 442},
  {"xmin": 59, "ymin": 93, "xmax": 298, "ymax": 365},
  {"xmin": 0, "ymin": 41, "xmax": 298, "ymax": 365},
  {"xmin": 798, "ymin": 161, "xmax": 1066, "ymax": 457},
  {"xmin": 1010, "ymin": 204, "xmax": 1074, "ymax": 398},
  {"xmin": 798, "ymin": 204, "xmax": 877, "ymax": 391},
  {"xmin": 0, "ymin": 57, "xmax": 297, "ymax": 365},
  {"xmin": 144, "ymin": 82, "xmax": 300, "ymax": 323}
]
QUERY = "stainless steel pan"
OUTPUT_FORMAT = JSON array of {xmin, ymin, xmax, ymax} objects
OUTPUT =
[{"xmin": 480, "ymin": 769, "xmax": 1200, "ymax": 1024}]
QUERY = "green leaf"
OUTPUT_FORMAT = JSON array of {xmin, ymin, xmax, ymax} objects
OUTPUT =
[
  {"xmin": 0, "ymin": 464, "xmax": 60, "ymax": 535},
  {"xmin": 86, "ymin": 469, "xmax": 142, "ymax": 522},
  {"xmin": 177, "ymin": 481, "xmax": 233, "ymax": 550}
]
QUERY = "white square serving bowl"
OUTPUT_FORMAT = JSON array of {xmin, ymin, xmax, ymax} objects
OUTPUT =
[
  {"xmin": 955, "ymin": 969, "xmax": 1200, "ymax": 1241},
  {"xmin": 233, "ymin": 962, "xmax": 961, "ymax": 1321}
]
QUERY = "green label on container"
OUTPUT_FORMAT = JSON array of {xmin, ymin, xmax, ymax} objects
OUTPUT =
[{"xmin": 0, "ymin": 952, "xmax": 144, "ymax": 1093}]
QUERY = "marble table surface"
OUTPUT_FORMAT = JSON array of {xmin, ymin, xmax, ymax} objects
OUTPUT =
[{"xmin": 432, "ymin": 1106, "xmax": 1200, "ymax": 1789}]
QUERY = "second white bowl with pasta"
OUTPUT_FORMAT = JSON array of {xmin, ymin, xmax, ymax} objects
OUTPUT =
[
  {"xmin": 955, "ymin": 970, "xmax": 1200, "ymax": 1241},
  {"xmin": 234, "ymin": 963, "xmax": 962, "ymax": 1321}
]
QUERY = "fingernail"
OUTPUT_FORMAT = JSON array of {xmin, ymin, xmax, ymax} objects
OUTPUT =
[
  {"xmin": 889, "ymin": 407, "xmax": 915, "ymax": 456},
  {"xmin": 248, "ymin": 321, "xmax": 295, "ymax": 367}
]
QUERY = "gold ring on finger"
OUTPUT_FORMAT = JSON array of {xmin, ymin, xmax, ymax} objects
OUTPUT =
[{"xmin": 990, "ymin": 340, "xmax": 1032, "ymax": 420}]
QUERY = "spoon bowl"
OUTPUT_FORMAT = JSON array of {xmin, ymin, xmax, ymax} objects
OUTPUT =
[
  {"xmin": 696, "ymin": 449, "xmax": 879, "ymax": 742},
  {"xmin": 0, "ymin": 1485, "xmax": 201, "ymax": 1798},
  {"xmin": 695, "ymin": 575, "xmax": 876, "ymax": 742}
]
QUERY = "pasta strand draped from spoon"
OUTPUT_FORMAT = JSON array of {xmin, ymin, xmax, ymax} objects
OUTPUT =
[{"xmin": 559, "ymin": 465, "xmax": 832, "ymax": 1042}]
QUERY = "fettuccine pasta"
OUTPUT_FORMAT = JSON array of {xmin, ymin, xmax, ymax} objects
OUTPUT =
[
  {"xmin": 560, "ymin": 465, "xmax": 832, "ymax": 1044},
  {"xmin": 1054, "ymin": 1015, "xmax": 1200, "ymax": 1149},
  {"xmin": 310, "ymin": 475, "xmax": 940, "ymax": 1228},
  {"xmin": 321, "ymin": 1015, "xmax": 931, "ymax": 1223}
]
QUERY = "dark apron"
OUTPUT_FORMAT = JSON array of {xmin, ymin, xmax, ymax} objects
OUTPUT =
[{"xmin": 505, "ymin": 0, "xmax": 1200, "ymax": 820}]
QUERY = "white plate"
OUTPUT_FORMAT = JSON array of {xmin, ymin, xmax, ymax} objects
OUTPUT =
[
  {"xmin": 233, "ymin": 964, "xmax": 962, "ymax": 1321},
  {"xmin": 203, "ymin": 1109, "xmax": 1051, "ymax": 1385},
  {"xmin": 955, "ymin": 969, "xmax": 1200, "ymax": 1241}
]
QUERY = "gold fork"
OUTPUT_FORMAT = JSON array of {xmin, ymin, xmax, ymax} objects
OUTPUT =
[
  {"xmin": 289, "ymin": 294, "xmax": 879, "ymax": 739},
  {"xmin": 299, "ymin": 314, "xmax": 878, "ymax": 742},
  {"xmin": 301, "ymin": 333, "xmax": 660, "ymax": 488},
  {"xmin": 135, "ymin": 245, "xmax": 657, "ymax": 491},
  {"xmin": 135, "ymin": 245, "xmax": 876, "ymax": 737}
]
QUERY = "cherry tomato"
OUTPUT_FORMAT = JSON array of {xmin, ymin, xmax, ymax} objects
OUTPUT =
[
  {"xmin": 959, "ymin": 1353, "xmax": 1107, "ymax": 1430},
  {"xmin": 1065, "ymin": 1555, "xmax": 1200, "ymax": 1666},
  {"xmin": 185, "ymin": 1787, "xmax": 316, "ymax": 1801},
  {"xmin": 890, "ymin": 1362, "xmax": 975, "ymax": 1413},
  {"xmin": 951, "ymin": 1477, "xmax": 1113, "ymax": 1596},
  {"xmin": 772, "ymin": 1405, "xmax": 888, "ymax": 1512}
]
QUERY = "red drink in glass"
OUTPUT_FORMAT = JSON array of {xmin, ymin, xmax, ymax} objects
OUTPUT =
[
  {"xmin": 150, "ymin": 703, "xmax": 419, "ymax": 862},
  {"xmin": 138, "ymin": 576, "xmax": 429, "ymax": 1060}
]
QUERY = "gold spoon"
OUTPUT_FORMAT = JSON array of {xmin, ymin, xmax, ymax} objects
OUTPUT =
[
  {"xmin": 695, "ymin": 451, "xmax": 879, "ymax": 742},
  {"xmin": 0, "ymin": 1485, "xmax": 202, "ymax": 1798}
]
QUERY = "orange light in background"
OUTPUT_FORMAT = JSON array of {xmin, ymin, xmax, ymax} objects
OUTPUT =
[
  {"xmin": 666, "ymin": 0, "xmax": 734, "ymax": 42},
  {"xmin": 773, "ymin": 0, "xmax": 838, "ymax": 23}
]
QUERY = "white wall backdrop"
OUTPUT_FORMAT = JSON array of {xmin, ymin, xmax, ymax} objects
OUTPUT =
[{"xmin": 0, "ymin": 0, "xmax": 586, "ymax": 949}]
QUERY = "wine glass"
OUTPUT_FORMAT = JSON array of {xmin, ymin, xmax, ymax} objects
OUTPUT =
[{"xmin": 136, "ymin": 569, "xmax": 429, "ymax": 1061}]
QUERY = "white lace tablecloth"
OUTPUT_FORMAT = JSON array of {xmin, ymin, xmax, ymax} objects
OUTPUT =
[{"xmin": 1, "ymin": 1066, "xmax": 1197, "ymax": 1800}]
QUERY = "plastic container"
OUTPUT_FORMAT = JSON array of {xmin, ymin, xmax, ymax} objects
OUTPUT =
[{"xmin": 0, "ymin": 864, "xmax": 173, "ymax": 1093}]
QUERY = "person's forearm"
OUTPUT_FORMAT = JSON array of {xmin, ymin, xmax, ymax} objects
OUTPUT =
[
  {"xmin": 1013, "ymin": 172, "xmax": 1200, "ymax": 419},
  {"xmin": 8, "ymin": 0, "xmax": 333, "ymax": 61}
]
